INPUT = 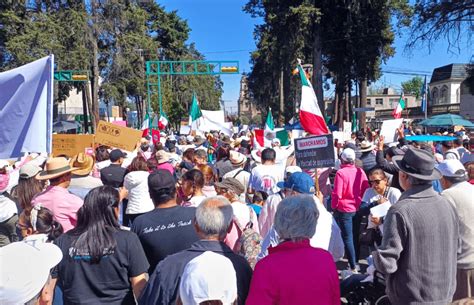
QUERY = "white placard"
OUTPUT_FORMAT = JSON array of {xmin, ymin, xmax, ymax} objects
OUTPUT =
[
  {"xmin": 380, "ymin": 119, "xmax": 403, "ymax": 143},
  {"xmin": 343, "ymin": 122, "xmax": 352, "ymax": 141},
  {"xmin": 179, "ymin": 125, "xmax": 191, "ymax": 135},
  {"xmin": 370, "ymin": 201, "xmax": 392, "ymax": 218},
  {"xmin": 333, "ymin": 131, "xmax": 345, "ymax": 143}
]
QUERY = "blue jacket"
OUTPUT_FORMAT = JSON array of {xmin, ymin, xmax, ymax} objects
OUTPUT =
[{"xmin": 139, "ymin": 240, "xmax": 253, "ymax": 305}]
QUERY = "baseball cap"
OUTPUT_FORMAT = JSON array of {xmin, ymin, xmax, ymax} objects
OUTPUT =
[
  {"xmin": 340, "ymin": 148, "xmax": 356, "ymax": 162},
  {"xmin": 0, "ymin": 242, "xmax": 63, "ymax": 305},
  {"xmin": 19, "ymin": 163, "xmax": 42, "ymax": 179},
  {"xmin": 215, "ymin": 177, "xmax": 245, "ymax": 195},
  {"xmin": 277, "ymin": 172, "xmax": 315, "ymax": 194},
  {"xmin": 148, "ymin": 169, "xmax": 175, "ymax": 193},
  {"xmin": 437, "ymin": 159, "xmax": 467, "ymax": 178},
  {"xmin": 109, "ymin": 149, "xmax": 127, "ymax": 162},
  {"xmin": 179, "ymin": 251, "xmax": 237, "ymax": 305}
]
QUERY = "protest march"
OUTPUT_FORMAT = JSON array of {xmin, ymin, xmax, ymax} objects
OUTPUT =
[{"xmin": 1, "ymin": 2, "xmax": 474, "ymax": 305}]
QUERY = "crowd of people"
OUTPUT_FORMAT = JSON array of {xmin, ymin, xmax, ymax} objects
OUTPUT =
[{"xmin": 1, "ymin": 126, "xmax": 473, "ymax": 305}]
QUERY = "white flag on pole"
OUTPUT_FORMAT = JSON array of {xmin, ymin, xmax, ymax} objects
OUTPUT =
[{"xmin": 0, "ymin": 55, "xmax": 54, "ymax": 158}]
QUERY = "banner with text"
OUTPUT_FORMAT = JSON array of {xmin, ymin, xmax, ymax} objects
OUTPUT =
[
  {"xmin": 95, "ymin": 120, "xmax": 142, "ymax": 151},
  {"xmin": 294, "ymin": 134, "xmax": 335, "ymax": 170}
]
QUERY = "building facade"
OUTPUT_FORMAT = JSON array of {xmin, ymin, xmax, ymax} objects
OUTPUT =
[
  {"xmin": 429, "ymin": 64, "xmax": 466, "ymax": 105},
  {"xmin": 237, "ymin": 75, "xmax": 261, "ymax": 120}
]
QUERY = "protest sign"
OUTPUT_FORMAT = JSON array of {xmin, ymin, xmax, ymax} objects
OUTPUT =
[
  {"xmin": 112, "ymin": 120, "xmax": 127, "ymax": 127},
  {"xmin": 294, "ymin": 134, "xmax": 335, "ymax": 170},
  {"xmin": 52, "ymin": 134, "xmax": 95, "ymax": 157},
  {"xmin": 380, "ymin": 119, "xmax": 403, "ymax": 143},
  {"xmin": 95, "ymin": 120, "xmax": 142, "ymax": 151},
  {"xmin": 343, "ymin": 122, "xmax": 352, "ymax": 141},
  {"xmin": 111, "ymin": 106, "xmax": 120, "ymax": 118},
  {"xmin": 333, "ymin": 131, "xmax": 344, "ymax": 143}
]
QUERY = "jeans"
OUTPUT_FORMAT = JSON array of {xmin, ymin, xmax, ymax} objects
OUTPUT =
[{"xmin": 334, "ymin": 211, "xmax": 357, "ymax": 269}]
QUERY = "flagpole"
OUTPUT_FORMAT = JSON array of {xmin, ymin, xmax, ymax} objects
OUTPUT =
[{"xmin": 424, "ymin": 76, "xmax": 428, "ymax": 120}]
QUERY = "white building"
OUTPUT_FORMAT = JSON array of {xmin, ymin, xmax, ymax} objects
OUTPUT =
[{"xmin": 429, "ymin": 64, "xmax": 467, "ymax": 105}]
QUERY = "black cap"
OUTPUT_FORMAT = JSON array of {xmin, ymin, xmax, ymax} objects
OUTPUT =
[
  {"xmin": 109, "ymin": 149, "xmax": 127, "ymax": 162},
  {"xmin": 148, "ymin": 169, "xmax": 175, "ymax": 193}
]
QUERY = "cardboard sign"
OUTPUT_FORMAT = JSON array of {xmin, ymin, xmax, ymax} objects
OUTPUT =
[
  {"xmin": 111, "ymin": 106, "xmax": 120, "ymax": 118},
  {"xmin": 294, "ymin": 134, "xmax": 335, "ymax": 170},
  {"xmin": 380, "ymin": 119, "xmax": 403, "ymax": 143},
  {"xmin": 95, "ymin": 120, "xmax": 142, "ymax": 151},
  {"xmin": 52, "ymin": 134, "xmax": 95, "ymax": 157}
]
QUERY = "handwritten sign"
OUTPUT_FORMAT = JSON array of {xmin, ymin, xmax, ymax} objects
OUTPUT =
[
  {"xmin": 294, "ymin": 134, "xmax": 335, "ymax": 170},
  {"xmin": 52, "ymin": 134, "xmax": 95, "ymax": 157},
  {"xmin": 95, "ymin": 120, "xmax": 142, "ymax": 151}
]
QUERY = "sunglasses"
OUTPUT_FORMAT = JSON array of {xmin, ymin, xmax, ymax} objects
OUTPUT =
[{"xmin": 369, "ymin": 179, "xmax": 383, "ymax": 185}]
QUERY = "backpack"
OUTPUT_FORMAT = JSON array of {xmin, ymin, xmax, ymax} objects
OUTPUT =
[{"xmin": 233, "ymin": 207, "xmax": 262, "ymax": 269}]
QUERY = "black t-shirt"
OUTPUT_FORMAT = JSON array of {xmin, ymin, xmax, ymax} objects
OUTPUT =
[
  {"xmin": 54, "ymin": 229, "xmax": 149, "ymax": 305},
  {"xmin": 131, "ymin": 206, "xmax": 200, "ymax": 274},
  {"xmin": 100, "ymin": 164, "xmax": 127, "ymax": 188}
]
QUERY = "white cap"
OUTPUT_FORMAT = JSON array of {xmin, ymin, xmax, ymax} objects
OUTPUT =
[
  {"xmin": 437, "ymin": 159, "xmax": 467, "ymax": 178},
  {"xmin": 186, "ymin": 135, "xmax": 194, "ymax": 143},
  {"xmin": 0, "ymin": 242, "xmax": 63, "ymax": 305},
  {"xmin": 285, "ymin": 166, "xmax": 302, "ymax": 175},
  {"xmin": 340, "ymin": 148, "xmax": 356, "ymax": 162},
  {"xmin": 179, "ymin": 251, "xmax": 237, "ymax": 305}
]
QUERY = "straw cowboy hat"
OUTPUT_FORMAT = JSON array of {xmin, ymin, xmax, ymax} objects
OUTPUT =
[
  {"xmin": 156, "ymin": 150, "xmax": 170, "ymax": 164},
  {"xmin": 359, "ymin": 141, "xmax": 375, "ymax": 153},
  {"xmin": 229, "ymin": 151, "xmax": 247, "ymax": 167},
  {"xmin": 69, "ymin": 153, "xmax": 95, "ymax": 176},
  {"xmin": 36, "ymin": 157, "xmax": 77, "ymax": 180}
]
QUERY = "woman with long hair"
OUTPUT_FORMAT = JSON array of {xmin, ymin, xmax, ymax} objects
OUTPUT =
[
  {"xmin": 52, "ymin": 186, "xmax": 149, "ymax": 304},
  {"xmin": 197, "ymin": 164, "xmax": 217, "ymax": 197},
  {"xmin": 178, "ymin": 169, "xmax": 206, "ymax": 207},
  {"xmin": 18, "ymin": 205, "xmax": 63, "ymax": 243},
  {"xmin": 11, "ymin": 163, "xmax": 44, "ymax": 211},
  {"xmin": 122, "ymin": 156, "xmax": 154, "ymax": 226}
]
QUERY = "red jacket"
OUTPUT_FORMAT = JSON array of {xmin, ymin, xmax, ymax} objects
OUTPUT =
[
  {"xmin": 331, "ymin": 164, "xmax": 369, "ymax": 212},
  {"xmin": 246, "ymin": 240, "xmax": 340, "ymax": 305}
]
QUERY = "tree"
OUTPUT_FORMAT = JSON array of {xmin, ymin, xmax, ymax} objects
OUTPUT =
[
  {"xmin": 401, "ymin": 76, "xmax": 424, "ymax": 98},
  {"xmin": 406, "ymin": 1, "xmax": 473, "ymax": 52}
]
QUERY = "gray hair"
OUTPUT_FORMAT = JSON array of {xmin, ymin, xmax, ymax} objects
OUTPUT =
[
  {"xmin": 195, "ymin": 196, "xmax": 233, "ymax": 239},
  {"xmin": 274, "ymin": 195, "xmax": 319, "ymax": 240}
]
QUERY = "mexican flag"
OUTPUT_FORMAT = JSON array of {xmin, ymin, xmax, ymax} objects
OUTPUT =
[
  {"xmin": 189, "ymin": 92, "xmax": 202, "ymax": 130},
  {"xmin": 297, "ymin": 63, "xmax": 329, "ymax": 135},
  {"xmin": 265, "ymin": 108, "xmax": 274, "ymax": 131},
  {"xmin": 392, "ymin": 92, "xmax": 406, "ymax": 119},
  {"xmin": 254, "ymin": 128, "xmax": 289, "ymax": 148},
  {"xmin": 141, "ymin": 112, "xmax": 150, "ymax": 131},
  {"xmin": 158, "ymin": 111, "xmax": 169, "ymax": 130}
]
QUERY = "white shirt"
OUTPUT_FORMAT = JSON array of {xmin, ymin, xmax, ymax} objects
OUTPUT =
[
  {"xmin": 187, "ymin": 195, "xmax": 207, "ymax": 207},
  {"xmin": 124, "ymin": 171, "xmax": 154, "ymax": 214},
  {"xmin": 249, "ymin": 164, "xmax": 284, "ymax": 195},
  {"xmin": 361, "ymin": 187, "xmax": 401, "ymax": 232},
  {"xmin": 257, "ymin": 196, "xmax": 344, "ymax": 262},
  {"xmin": 258, "ymin": 192, "xmax": 284, "ymax": 238},
  {"xmin": 231, "ymin": 201, "xmax": 260, "ymax": 234}
]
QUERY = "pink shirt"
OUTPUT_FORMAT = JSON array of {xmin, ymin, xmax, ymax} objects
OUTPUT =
[
  {"xmin": 31, "ymin": 186, "xmax": 83, "ymax": 232},
  {"xmin": 246, "ymin": 240, "xmax": 340, "ymax": 305},
  {"xmin": 156, "ymin": 162, "xmax": 174, "ymax": 175},
  {"xmin": 331, "ymin": 164, "xmax": 369, "ymax": 212}
]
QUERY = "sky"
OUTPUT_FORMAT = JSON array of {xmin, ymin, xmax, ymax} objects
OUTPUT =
[{"xmin": 158, "ymin": 0, "xmax": 472, "ymax": 110}]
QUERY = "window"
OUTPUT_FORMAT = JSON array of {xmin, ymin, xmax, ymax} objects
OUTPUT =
[
  {"xmin": 375, "ymin": 98, "xmax": 383, "ymax": 105},
  {"xmin": 432, "ymin": 87, "xmax": 439, "ymax": 104},
  {"xmin": 389, "ymin": 98, "xmax": 399, "ymax": 107},
  {"xmin": 367, "ymin": 98, "xmax": 371, "ymax": 105},
  {"xmin": 440, "ymin": 85, "xmax": 449, "ymax": 104}
]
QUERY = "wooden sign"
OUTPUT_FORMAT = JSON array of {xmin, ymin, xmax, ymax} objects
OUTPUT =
[
  {"xmin": 95, "ymin": 120, "xmax": 141, "ymax": 151},
  {"xmin": 52, "ymin": 134, "xmax": 95, "ymax": 158}
]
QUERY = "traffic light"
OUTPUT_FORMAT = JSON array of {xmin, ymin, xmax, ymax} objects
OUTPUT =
[
  {"xmin": 71, "ymin": 74, "xmax": 88, "ymax": 81},
  {"xmin": 221, "ymin": 66, "xmax": 238, "ymax": 73}
]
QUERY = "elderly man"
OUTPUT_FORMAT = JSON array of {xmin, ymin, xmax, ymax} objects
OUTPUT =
[
  {"xmin": 258, "ymin": 172, "xmax": 344, "ymax": 262},
  {"xmin": 139, "ymin": 196, "xmax": 252, "ymax": 305},
  {"xmin": 372, "ymin": 148, "xmax": 459, "ymax": 305},
  {"xmin": 438, "ymin": 159, "xmax": 474, "ymax": 301},
  {"xmin": 32, "ymin": 157, "xmax": 83, "ymax": 232}
]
